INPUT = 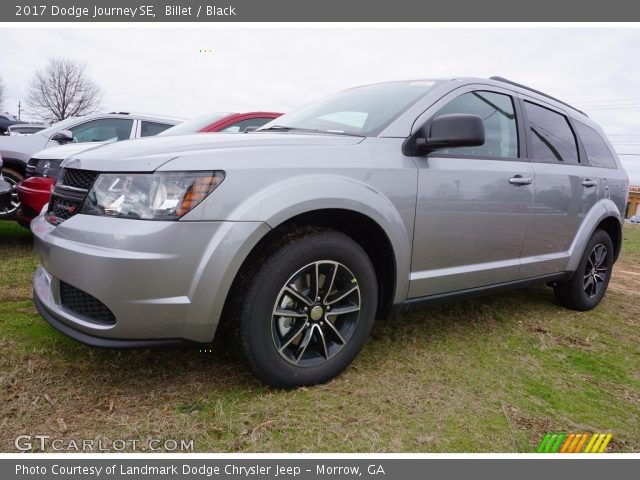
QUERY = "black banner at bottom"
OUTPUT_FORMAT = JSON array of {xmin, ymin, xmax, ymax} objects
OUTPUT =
[{"xmin": 2, "ymin": 458, "xmax": 638, "ymax": 480}]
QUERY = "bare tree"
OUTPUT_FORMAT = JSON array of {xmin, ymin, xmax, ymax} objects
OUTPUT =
[{"xmin": 27, "ymin": 58, "xmax": 102, "ymax": 122}]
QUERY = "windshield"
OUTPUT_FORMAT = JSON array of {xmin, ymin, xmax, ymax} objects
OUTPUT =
[
  {"xmin": 159, "ymin": 112, "xmax": 232, "ymax": 136},
  {"xmin": 37, "ymin": 117, "xmax": 84, "ymax": 137},
  {"xmin": 260, "ymin": 81, "xmax": 440, "ymax": 136}
]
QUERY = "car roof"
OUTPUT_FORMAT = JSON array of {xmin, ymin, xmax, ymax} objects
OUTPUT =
[{"xmin": 86, "ymin": 112, "xmax": 185, "ymax": 125}]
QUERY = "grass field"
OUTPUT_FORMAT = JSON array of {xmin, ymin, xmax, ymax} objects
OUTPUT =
[{"xmin": 1, "ymin": 220, "xmax": 639, "ymax": 452}]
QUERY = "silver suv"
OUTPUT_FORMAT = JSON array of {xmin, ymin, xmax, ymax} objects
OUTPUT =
[{"xmin": 31, "ymin": 78, "xmax": 629, "ymax": 387}]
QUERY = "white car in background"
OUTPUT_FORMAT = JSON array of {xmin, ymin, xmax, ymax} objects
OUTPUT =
[{"xmin": 0, "ymin": 112, "xmax": 183, "ymax": 219}]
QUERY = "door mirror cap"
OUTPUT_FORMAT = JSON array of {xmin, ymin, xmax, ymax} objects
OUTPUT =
[
  {"xmin": 50, "ymin": 130, "xmax": 73, "ymax": 144},
  {"xmin": 417, "ymin": 114, "xmax": 485, "ymax": 153}
]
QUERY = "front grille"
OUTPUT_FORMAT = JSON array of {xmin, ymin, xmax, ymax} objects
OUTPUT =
[
  {"xmin": 25, "ymin": 158, "xmax": 40, "ymax": 178},
  {"xmin": 60, "ymin": 168, "xmax": 99, "ymax": 190},
  {"xmin": 60, "ymin": 282, "xmax": 116, "ymax": 326},
  {"xmin": 49, "ymin": 195, "xmax": 83, "ymax": 221},
  {"xmin": 46, "ymin": 167, "xmax": 98, "ymax": 224}
]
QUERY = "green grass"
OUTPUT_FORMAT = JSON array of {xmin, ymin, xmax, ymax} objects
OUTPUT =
[{"xmin": 1, "ymin": 220, "xmax": 639, "ymax": 452}]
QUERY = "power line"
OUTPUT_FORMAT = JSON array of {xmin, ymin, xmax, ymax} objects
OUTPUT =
[{"xmin": 571, "ymin": 97, "xmax": 640, "ymax": 104}]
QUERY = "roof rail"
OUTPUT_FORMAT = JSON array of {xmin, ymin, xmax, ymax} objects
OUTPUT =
[{"xmin": 489, "ymin": 76, "xmax": 587, "ymax": 117}]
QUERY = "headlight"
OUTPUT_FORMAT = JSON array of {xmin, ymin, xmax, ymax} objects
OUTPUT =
[
  {"xmin": 42, "ymin": 159, "xmax": 63, "ymax": 178},
  {"xmin": 81, "ymin": 171, "xmax": 224, "ymax": 220}
]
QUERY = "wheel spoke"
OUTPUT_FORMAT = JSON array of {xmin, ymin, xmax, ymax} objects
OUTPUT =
[
  {"xmin": 326, "ymin": 285, "xmax": 358, "ymax": 305},
  {"xmin": 273, "ymin": 308, "xmax": 308, "ymax": 318},
  {"xmin": 314, "ymin": 326, "xmax": 329, "ymax": 359},
  {"xmin": 327, "ymin": 304, "xmax": 360, "ymax": 316},
  {"xmin": 595, "ymin": 245, "xmax": 607, "ymax": 267},
  {"xmin": 322, "ymin": 262, "xmax": 338, "ymax": 303},
  {"xmin": 323, "ymin": 319, "xmax": 346, "ymax": 345},
  {"xmin": 294, "ymin": 326, "xmax": 315, "ymax": 363},
  {"xmin": 584, "ymin": 274, "xmax": 594, "ymax": 292},
  {"xmin": 278, "ymin": 322, "xmax": 308, "ymax": 352},
  {"xmin": 309, "ymin": 262, "xmax": 320, "ymax": 302},
  {"xmin": 284, "ymin": 286, "xmax": 313, "ymax": 306}
]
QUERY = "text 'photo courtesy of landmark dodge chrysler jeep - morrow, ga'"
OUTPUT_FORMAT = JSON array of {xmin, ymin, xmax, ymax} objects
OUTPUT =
[{"xmin": 31, "ymin": 77, "xmax": 629, "ymax": 387}]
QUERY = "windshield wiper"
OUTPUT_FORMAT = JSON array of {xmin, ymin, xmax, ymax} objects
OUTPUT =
[
  {"xmin": 257, "ymin": 125, "xmax": 296, "ymax": 132},
  {"xmin": 258, "ymin": 125, "xmax": 361, "ymax": 137}
]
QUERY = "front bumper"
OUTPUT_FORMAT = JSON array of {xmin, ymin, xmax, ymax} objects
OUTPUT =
[{"xmin": 32, "ymin": 214, "xmax": 269, "ymax": 344}]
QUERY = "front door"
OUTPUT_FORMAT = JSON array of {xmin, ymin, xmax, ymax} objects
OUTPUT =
[{"xmin": 409, "ymin": 90, "xmax": 533, "ymax": 298}]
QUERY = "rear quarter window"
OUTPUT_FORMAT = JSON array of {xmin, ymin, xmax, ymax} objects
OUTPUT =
[
  {"xmin": 574, "ymin": 121, "xmax": 618, "ymax": 168},
  {"xmin": 141, "ymin": 121, "xmax": 173, "ymax": 137}
]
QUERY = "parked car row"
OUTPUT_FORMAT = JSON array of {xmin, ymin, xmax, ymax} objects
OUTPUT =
[
  {"xmin": 0, "ymin": 110, "xmax": 281, "ymax": 225},
  {"xmin": 27, "ymin": 77, "xmax": 629, "ymax": 388}
]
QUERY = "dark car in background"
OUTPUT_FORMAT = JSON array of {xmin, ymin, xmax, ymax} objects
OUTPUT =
[{"xmin": 0, "ymin": 113, "xmax": 21, "ymax": 135}]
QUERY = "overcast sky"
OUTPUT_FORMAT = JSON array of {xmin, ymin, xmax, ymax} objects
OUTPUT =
[{"xmin": 0, "ymin": 26, "xmax": 639, "ymax": 181}]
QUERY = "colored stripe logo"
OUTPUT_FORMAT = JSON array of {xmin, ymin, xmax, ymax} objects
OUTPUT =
[{"xmin": 537, "ymin": 433, "xmax": 612, "ymax": 453}]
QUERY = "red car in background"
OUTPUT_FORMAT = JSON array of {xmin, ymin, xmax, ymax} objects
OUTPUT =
[{"xmin": 17, "ymin": 111, "xmax": 282, "ymax": 227}]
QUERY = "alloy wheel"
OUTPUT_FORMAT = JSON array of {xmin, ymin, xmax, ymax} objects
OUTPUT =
[
  {"xmin": 0, "ymin": 175, "xmax": 20, "ymax": 216},
  {"xmin": 271, "ymin": 260, "xmax": 361, "ymax": 367},
  {"xmin": 583, "ymin": 243, "xmax": 608, "ymax": 298}
]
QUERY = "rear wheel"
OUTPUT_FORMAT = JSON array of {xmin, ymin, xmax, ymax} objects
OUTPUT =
[
  {"xmin": 0, "ymin": 167, "xmax": 22, "ymax": 220},
  {"xmin": 554, "ymin": 229, "xmax": 613, "ymax": 311},
  {"xmin": 237, "ymin": 228, "xmax": 377, "ymax": 388}
]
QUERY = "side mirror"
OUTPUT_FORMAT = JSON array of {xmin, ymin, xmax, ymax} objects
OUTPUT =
[
  {"xmin": 416, "ymin": 114, "xmax": 485, "ymax": 154},
  {"xmin": 50, "ymin": 129, "xmax": 73, "ymax": 144}
]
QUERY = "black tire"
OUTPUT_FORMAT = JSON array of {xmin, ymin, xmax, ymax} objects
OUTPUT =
[
  {"xmin": 554, "ymin": 229, "xmax": 614, "ymax": 311},
  {"xmin": 237, "ymin": 228, "xmax": 377, "ymax": 388},
  {"xmin": 0, "ymin": 167, "xmax": 23, "ymax": 220}
]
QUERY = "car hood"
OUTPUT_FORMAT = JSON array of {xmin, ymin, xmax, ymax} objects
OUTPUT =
[
  {"xmin": 0, "ymin": 133, "xmax": 49, "ymax": 160},
  {"xmin": 32, "ymin": 142, "xmax": 108, "ymax": 161},
  {"xmin": 63, "ymin": 133, "xmax": 365, "ymax": 172}
]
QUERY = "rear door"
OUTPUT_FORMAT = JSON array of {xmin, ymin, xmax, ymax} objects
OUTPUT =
[
  {"xmin": 409, "ymin": 87, "xmax": 534, "ymax": 298},
  {"xmin": 519, "ymin": 100, "xmax": 599, "ymax": 277}
]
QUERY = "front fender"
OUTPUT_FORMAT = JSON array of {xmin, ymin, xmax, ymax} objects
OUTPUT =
[
  {"xmin": 236, "ymin": 175, "xmax": 412, "ymax": 304},
  {"xmin": 186, "ymin": 174, "xmax": 414, "ymax": 317}
]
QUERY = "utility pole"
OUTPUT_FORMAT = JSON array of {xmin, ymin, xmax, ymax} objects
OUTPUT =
[{"xmin": 18, "ymin": 101, "xmax": 21, "ymax": 120}]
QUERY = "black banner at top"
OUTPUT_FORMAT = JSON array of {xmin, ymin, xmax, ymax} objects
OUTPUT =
[{"xmin": 2, "ymin": 0, "xmax": 640, "ymax": 22}]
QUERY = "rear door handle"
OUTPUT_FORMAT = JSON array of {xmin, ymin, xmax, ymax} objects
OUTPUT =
[
  {"xmin": 509, "ymin": 175, "xmax": 533, "ymax": 186},
  {"xmin": 582, "ymin": 178, "xmax": 598, "ymax": 188}
]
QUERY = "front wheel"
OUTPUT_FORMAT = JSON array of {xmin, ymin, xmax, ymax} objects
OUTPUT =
[
  {"xmin": 0, "ymin": 167, "xmax": 22, "ymax": 220},
  {"xmin": 554, "ymin": 229, "xmax": 614, "ymax": 311},
  {"xmin": 238, "ymin": 228, "xmax": 378, "ymax": 388}
]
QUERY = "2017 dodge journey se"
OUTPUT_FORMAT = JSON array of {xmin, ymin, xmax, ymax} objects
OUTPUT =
[{"xmin": 31, "ymin": 77, "xmax": 629, "ymax": 387}]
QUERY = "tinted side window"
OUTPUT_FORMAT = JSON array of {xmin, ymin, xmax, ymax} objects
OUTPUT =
[
  {"xmin": 220, "ymin": 117, "xmax": 274, "ymax": 133},
  {"xmin": 574, "ymin": 121, "xmax": 617, "ymax": 168},
  {"xmin": 70, "ymin": 118, "xmax": 134, "ymax": 143},
  {"xmin": 525, "ymin": 102, "xmax": 579, "ymax": 164},
  {"xmin": 432, "ymin": 91, "xmax": 518, "ymax": 158},
  {"xmin": 141, "ymin": 121, "xmax": 173, "ymax": 137}
]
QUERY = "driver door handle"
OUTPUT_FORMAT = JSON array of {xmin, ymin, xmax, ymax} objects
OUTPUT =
[
  {"xmin": 582, "ymin": 178, "xmax": 598, "ymax": 188},
  {"xmin": 509, "ymin": 175, "xmax": 533, "ymax": 186}
]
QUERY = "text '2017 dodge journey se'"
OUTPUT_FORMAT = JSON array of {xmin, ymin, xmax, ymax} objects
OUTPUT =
[{"xmin": 32, "ymin": 77, "xmax": 629, "ymax": 387}]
